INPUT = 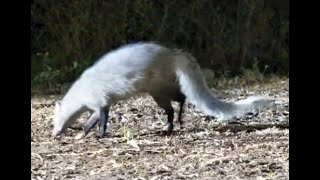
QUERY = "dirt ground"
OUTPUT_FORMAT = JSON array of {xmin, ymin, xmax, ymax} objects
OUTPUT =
[{"xmin": 31, "ymin": 78, "xmax": 289, "ymax": 180}]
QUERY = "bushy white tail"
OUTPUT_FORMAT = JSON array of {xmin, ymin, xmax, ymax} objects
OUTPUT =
[{"xmin": 173, "ymin": 50, "xmax": 273, "ymax": 121}]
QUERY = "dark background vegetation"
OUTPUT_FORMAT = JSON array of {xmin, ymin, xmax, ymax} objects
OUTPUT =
[{"xmin": 31, "ymin": 0, "xmax": 289, "ymax": 93}]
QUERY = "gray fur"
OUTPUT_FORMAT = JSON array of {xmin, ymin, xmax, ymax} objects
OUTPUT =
[{"xmin": 52, "ymin": 42, "xmax": 273, "ymax": 137}]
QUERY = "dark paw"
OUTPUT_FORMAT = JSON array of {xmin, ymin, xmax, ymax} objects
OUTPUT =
[
  {"xmin": 204, "ymin": 116, "xmax": 215, "ymax": 121},
  {"xmin": 160, "ymin": 131, "xmax": 172, "ymax": 136},
  {"xmin": 97, "ymin": 130, "xmax": 106, "ymax": 139},
  {"xmin": 95, "ymin": 134, "xmax": 104, "ymax": 139},
  {"xmin": 161, "ymin": 123, "xmax": 173, "ymax": 135},
  {"xmin": 83, "ymin": 120, "xmax": 99, "ymax": 136},
  {"xmin": 178, "ymin": 120, "xmax": 184, "ymax": 127},
  {"xmin": 83, "ymin": 127, "xmax": 91, "ymax": 137},
  {"xmin": 96, "ymin": 124, "xmax": 108, "ymax": 138}
]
